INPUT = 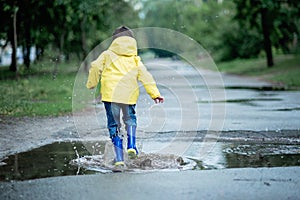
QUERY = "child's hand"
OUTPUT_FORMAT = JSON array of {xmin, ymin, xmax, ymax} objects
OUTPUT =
[{"xmin": 154, "ymin": 96, "xmax": 164, "ymax": 104}]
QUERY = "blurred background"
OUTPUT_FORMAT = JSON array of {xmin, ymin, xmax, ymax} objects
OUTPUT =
[{"xmin": 0, "ymin": 0, "xmax": 299, "ymax": 116}]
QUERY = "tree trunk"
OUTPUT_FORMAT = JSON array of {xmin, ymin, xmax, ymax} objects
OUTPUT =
[
  {"xmin": 9, "ymin": 7, "xmax": 18, "ymax": 73},
  {"xmin": 36, "ymin": 46, "xmax": 44, "ymax": 62},
  {"xmin": 81, "ymin": 15, "xmax": 88, "ymax": 72},
  {"xmin": 59, "ymin": 30, "xmax": 66, "ymax": 61},
  {"xmin": 23, "ymin": 42, "xmax": 31, "ymax": 69},
  {"xmin": 35, "ymin": 45, "xmax": 41, "ymax": 61},
  {"xmin": 261, "ymin": 7, "xmax": 274, "ymax": 67},
  {"xmin": 23, "ymin": 42, "xmax": 30, "ymax": 69},
  {"xmin": 23, "ymin": 16, "xmax": 32, "ymax": 69}
]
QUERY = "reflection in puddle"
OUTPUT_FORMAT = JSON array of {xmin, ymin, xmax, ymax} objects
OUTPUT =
[
  {"xmin": 200, "ymin": 143, "xmax": 300, "ymax": 169},
  {"xmin": 198, "ymin": 98, "xmax": 282, "ymax": 107},
  {"xmin": 0, "ymin": 141, "xmax": 97, "ymax": 181},
  {"xmin": 224, "ymin": 86, "xmax": 286, "ymax": 91},
  {"xmin": 222, "ymin": 143, "xmax": 300, "ymax": 168},
  {"xmin": 274, "ymin": 107, "xmax": 300, "ymax": 112},
  {"xmin": 0, "ymin": 141, "xmax": 300, "ymax": 181}
]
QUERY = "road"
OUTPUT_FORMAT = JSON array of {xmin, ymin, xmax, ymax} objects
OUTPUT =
[
  {"xmin": 0, "ymin": 58, "xmax": 299, "ymax": 200},
  {"xmin": 1, "ymin": 167, "xmax": 299, "ymax": 200},
  {"xmin": 139, "ymin": 58, "xmax": 300, "ymax": 132}
]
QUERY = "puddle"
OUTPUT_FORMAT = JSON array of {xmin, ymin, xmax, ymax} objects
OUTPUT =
[
  {"xmin": 0, "ymin": 141, "xmax": 300, "ymax": 181},
  {"xmin": 220, "ymin": 143, "xmax": 300, "ymax": 168},
  {"xmin": 0, "ymin": 141, "xmax": 97, "ymax": 182},
  {"xmin": 274, "ymin": 107, "xmax": 300, "ymax": 112},
  {"xmin": 198, "ymin": 98, "xmax": 282, "ymax": 107},
  {"xmin": 186, "ymin": 85, "xmax": 286, "ymax": 91},
  {"xmin": 0, "ymin": 141, "xmax": 195, "ymax": 181},
  {"xmin": 224, "ymin": 86, "xmax": 286, "ymax": 91}
]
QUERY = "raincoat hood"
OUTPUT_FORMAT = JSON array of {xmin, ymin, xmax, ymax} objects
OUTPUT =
[{"xmin": 108, "ymin": 36, "xmax": 137, "ymax": 56}]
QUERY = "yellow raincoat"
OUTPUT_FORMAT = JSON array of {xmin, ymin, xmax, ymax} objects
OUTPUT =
[{"xmin": 86, "ymin": 36, "xmax": 161, "ymax": 105}]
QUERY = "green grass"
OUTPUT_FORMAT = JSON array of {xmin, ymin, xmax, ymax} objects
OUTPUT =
[
  {"xmin": 217, "ymin": 55, "xmax": 300, "ymax": 90},
  {"xmin": 0, "ymin": 60, "xmax": 80, "ymax": 117}
]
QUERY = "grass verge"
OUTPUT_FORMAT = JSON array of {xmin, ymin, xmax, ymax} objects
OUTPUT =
[
  {"xmin": 0, "ymin": 60, "xmax": 80, "ymax": 117},
  {"xmin": 216, "ymin": 55, "xmax": 300, "ymax": 90}
]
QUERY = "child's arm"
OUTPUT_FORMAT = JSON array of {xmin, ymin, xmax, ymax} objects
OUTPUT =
[
  {"xmin": 136, "ymin": 57, "xmax": 164, "ymax": 103},
  {"xmin": 86, "ymin": 52, "xmax": 106, "ymax": 89}
]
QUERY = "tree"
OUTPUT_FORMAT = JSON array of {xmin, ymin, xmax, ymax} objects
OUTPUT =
[
  {"xmin": 260, "ymin": 6, "xmax": 273, "ymax": 67},
  {"xmin": 221, "ymin": 22, "xmax": 263, "ymax": 61},
  {"xmin": 18, "ymin": 0, "xmax": 34, "ymax": 69},
  {"xmin": 233, "ymin": 0, "xmax": 300, "ymax": 67},
  {"xmin": 50, "ymin": 0, "xmax": 139, "ymax": 64},
  {"xmin": 0, "ymin": 0, "xmax": 140, "ymax": 73},
  {"xmin": 0, "ymin": 0, "xmax": 19, "ymax": 72},
  {"xmin": 11, "ymin": 6, "xmax": 18, "ymax": 73}
]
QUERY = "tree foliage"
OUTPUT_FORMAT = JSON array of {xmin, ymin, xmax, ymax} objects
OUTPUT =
[
  {"xmin": 233, "ymin": 0, "xmax": 300, "ymax": 66},
  {"xmin": 142, "ymin": 0, "xmax": 299, "ymax": 65},
  {"xmin": 1, "ymin": 0, "xmax": 299, "ymax": 71},
  {"xmin": 0, "ymin": 0, "xmax": 139, "ymax": 72},
  {"xmin": 142, "ymin": 0, "xmax": 236, "ymax": 60}
]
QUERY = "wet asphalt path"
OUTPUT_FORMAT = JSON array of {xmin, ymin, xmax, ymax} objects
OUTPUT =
[
  {"xmin": 1, "ymin": 58, "xmax": 300, "ymax": 200},
  {"xmin": 138, "ymin": 59, "xmax": 300, "ymax": 132},
  {"xmin": 1, "ymin": 167, "xmax": 299, "ymax": 200}
]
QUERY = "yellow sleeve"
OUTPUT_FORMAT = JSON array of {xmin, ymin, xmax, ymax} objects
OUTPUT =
[
  {"xmin": 136, "ymin": 56, "xmax": 161, "ymax": 99},
  {"xmin": 86, "ymin": 52, "xmax": 106, "ymax": 89}
]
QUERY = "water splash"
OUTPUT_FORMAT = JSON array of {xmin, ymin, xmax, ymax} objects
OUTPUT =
[
  {"xmin": 70, "ymin": 141, "xmax": 197, "ymax": 173},
  {"xmin": 70, "ymin": 153, "xmax": 196, "ymax": 173}
]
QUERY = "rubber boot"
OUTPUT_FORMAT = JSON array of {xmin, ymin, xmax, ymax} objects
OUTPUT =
[
  {"xmin": 127, "ymin": 126, "xmax": 138, "ymax": 159},
  {"xmin": 112, "ymin": 135, "xmax": 124, "ymax": 166}
]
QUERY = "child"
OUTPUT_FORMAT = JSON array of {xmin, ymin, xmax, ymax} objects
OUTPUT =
[{"xmin": 86, "ymin": 26, "xmax": 164, "ymax": 166}]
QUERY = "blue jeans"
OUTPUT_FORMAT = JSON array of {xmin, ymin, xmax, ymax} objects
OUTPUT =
[{"xmin": 103, "ymin": 102, "xmax": 137, "ymax": 138}]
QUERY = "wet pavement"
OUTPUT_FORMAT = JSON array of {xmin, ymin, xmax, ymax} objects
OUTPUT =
[
  {"xmin": 137, "ymin": 59, "xmax": 300, "ymax": 132},
  {"xmin": 1, "ymin": 58, "xmax": 300, "ymax": 199},
  {"xmin": 0, "ymin": 140, "xmax": 299, "ymax": 181},
  {"xmin": 1, "ymin": 167, "xmax": 299, "ymax": 200}
]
